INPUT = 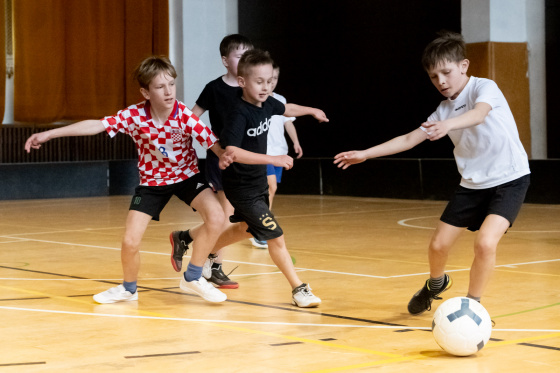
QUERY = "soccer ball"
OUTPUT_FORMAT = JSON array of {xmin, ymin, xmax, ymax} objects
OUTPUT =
[{"xmin": 432, "ymin": 297, "xmax": 492, "ymax": 356}]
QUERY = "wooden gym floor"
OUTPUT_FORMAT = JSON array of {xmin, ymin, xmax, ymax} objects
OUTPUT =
[{"xmin": 0, "ymin": 195, "xmax": 558, "ymax": 372}]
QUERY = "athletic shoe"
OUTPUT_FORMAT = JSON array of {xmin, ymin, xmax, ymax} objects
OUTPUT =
[
  {"xmin": 179, "ymin": 276, "xmax": 227, "ymax": 303},
  {"xmin": 169, "ymin": 230, "xmax": 192, "ymax": 272},
  {"xmin": 207, "ymin": 264, "xmax": 239, "ymax": 289},
  {"xmin": 292, "ymin": 283, "xmax": 321, "ymax": 308},
  {"xmin": 202, "ymin": 253, "xmax": 218, "ymax": 279},
  {"xmin": 93, "ymin": 284, "xmax": 138, "ymax": 304},
  {"xmin": 250, "ymin": 237, "xmax": 268, "ymax": 249},
  {"xmin": 407, "ymin": 274, "xmax": 453, "ymax": 315}
]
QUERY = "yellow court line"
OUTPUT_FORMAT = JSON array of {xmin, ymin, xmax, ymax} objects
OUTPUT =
[{"xmin": 0, "ymin": 284, "xmax": 402, "ymax": 359}]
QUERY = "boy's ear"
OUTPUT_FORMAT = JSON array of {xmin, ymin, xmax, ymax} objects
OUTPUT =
[
  {"xmin": 222, "ymin": 55, "xmax": 229, "ymax": 68},
  {"xmin": 461, "ymin": 59, "xmax": 470, "ymax": 74},
  {"xmin": 140, "ymin": 87, "xmax": 150, "ymax": 100},
  {"xmin": 237, "ymin": 76, "xmax": 245, "ymax": 88}
]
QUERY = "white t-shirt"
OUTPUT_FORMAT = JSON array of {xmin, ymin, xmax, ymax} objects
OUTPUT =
[
  {"xmin": 266, "ymin": 92, "xmax": 295, "ymax": 156},
  {"xmin": 425, "ymin": 77, "xmax": 530, "ymax": 189}
]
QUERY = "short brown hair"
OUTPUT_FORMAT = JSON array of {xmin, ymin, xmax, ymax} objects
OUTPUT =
[
  {"xmin": 133, "ymin": 56, "xmax": 177, "ymax": 89},
  {"xmin": 219, "ymin": 34, "xmax": 254, "ymax": 57},
  {"xmin": 237, "ymin": 49, "xmax": 274, "ymax": 78},
  {"xmin": 421, "ymin": 31, "xmax": 466, "ymax": 71}
]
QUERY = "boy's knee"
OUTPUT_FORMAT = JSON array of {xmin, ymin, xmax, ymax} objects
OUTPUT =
[
  {"xmin": 205, "ymin": 209, "xmax": 226, "ymax": 230},
  {"xmin": 122, "ymin": 235, "xmax": 141, "ymax": 252},
  {"xmin": 474, "ymin": 238, "xmax": 497, "ymax": 257}
]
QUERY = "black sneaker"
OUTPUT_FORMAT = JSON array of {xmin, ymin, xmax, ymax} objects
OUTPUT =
[
  {"xmin": 207, "ymin": 264, "xmax": 239, "ymax": 289},
  {"xmin": 169, "ymin": 230, "xmax": 192, "ymax": 272},
  {"xmin": 407, "ymin": 274, "xmax": 453, "ymax": 315}
]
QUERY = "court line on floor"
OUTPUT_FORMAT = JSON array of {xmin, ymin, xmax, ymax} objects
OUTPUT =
[
  {"xmin": 0, "ymin": 305, "xmax": 558, "ymax": 333},
  {"xmin": 2, "ymin": 236, "xmax": 558, "ymax": 279},
  {"xmin": 398, "ymin": 216, "xmax": 560, "ymax": 233}
]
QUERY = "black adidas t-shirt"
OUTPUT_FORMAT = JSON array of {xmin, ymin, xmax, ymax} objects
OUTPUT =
[
  {"xmin": 196, "ymin": 76, "xmax": 242, "ymax": 141},
  {"xmin": 221, "ymin": 96, "xmax": 285, "ymax": 192}
]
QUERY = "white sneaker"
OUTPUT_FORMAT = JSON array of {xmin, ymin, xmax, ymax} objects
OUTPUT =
[
  {"xmin": 292, "ymin": 283, "xmax": 321, "ymax": 308},
  {"xmin": 180, "ymin": 277, "xmax": 227, "ymax": 303},
  {"xmin": 250, "ymin": 237, "xmax": 268, "ymax": 249},
  {"xmin": 202, "ymin": 254, "xmax": 217, "ymax": 280},
  {"xmin": 93, "ymin": 284, "xmax": 138, "ymax": 304}
]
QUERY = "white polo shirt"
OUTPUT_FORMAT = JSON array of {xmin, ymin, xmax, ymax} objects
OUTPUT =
[
  {"xmin": 266, "ymin": 92, "xmax": 295, "ymax": 156},
  {"xmin": 426, "ymin": 77, "xmax": 530, "ymax": 189}
]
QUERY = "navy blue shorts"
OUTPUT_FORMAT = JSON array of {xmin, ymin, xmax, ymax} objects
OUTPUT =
[
  {"xmin": 129, "ymin": 173, "xmax": 210, "ymax": 221},
  {"xmin": 440, "ymin": 174, "xmax": 530, "ymax": 232},
  {"xmin": 205, "ymin": 151, "xmax": 224, "ymax": 192},
  {"xmin": 266, "ymin": 164, "xmax": 283, "ymax": 183},
  {"xmin": 225, "ymin": 187, "xmax": 284, "ymax": 241}
]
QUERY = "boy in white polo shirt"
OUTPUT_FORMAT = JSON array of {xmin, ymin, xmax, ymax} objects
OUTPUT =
[{"xmin": 334, "ymin": 31, "xmax": 530, "ymax": 315}]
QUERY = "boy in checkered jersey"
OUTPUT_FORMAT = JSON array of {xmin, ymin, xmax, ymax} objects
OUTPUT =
[
  {"xmin": 213, "ymin": 49, "xmax": 328, "ymax": 307},
  {"xmin": 25, "ymin": 56, "xmax": 233, "ymax": 304},
  {"xmin": 169, "ymin": 34, "xmax": 254, "ymax": 289},
  {"xmin": 334, "ymin": 32, "xmax": 530, "ymax": 315}
]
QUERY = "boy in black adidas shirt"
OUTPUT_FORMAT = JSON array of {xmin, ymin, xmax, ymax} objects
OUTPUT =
[{"xmin": 218, "ymin": 49, "xmax": 328, "ymax": 307}]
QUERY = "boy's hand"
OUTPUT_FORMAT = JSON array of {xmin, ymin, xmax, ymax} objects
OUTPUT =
[
  {"xmin": 272, "ymin": 155, "xmax": 293, "ymax": 170},
  {"xmin": 333, "ymin": 150, "xmax": 367, "ymax": 170},
  {"xmin": 311, "ymin": 109, "xmax": 329, "ymax": 123},
  {"xmin": 24, "ymin": 132, "xmax": 51, "ymax": 153},
  {"xmin": 422, "ymin": 120, "xmax": 450, "ymax": 141},
  {"xmin": 293, "ymin": 142, "xmax": 303, "ymax": 159},
  {"xmin": 219, "ymin": 149, "xmax": 236, "ymax": 170}
]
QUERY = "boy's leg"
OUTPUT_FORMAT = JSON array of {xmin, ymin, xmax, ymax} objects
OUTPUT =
[
  {"xmin": 407, "ymin": 221, "xmax": 463, "ymax": 315},
  {"xmin": 179, "ymin": 188, "xmax": 227, "ymax": 302},
  {"xmin": 267, "ymin": 174, "xmax": 278, "ymax": 208},
  {"xmin": 468, "ymin": 214, "xmax": 510, "ymax": 299},
  {"xmin": 94, "ymin": 210, "xmax": 152, "ymax": 304},
  {"xmin": 267, "ymin": 236, "xmax": 321, "ymax": 308}
]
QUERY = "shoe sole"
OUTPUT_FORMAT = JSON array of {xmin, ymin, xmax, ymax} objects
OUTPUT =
[
  {"xmin": 169, "ymin": 232, "xmax": 181, "ymax": 272},
  {"xmin": 292, "ymin": 300, "xmax": 320, "ymax": 308},
  {"xmin": 93, "ymin": 294, "xmax": 138, "ymax": 304},
  {"xmin": 215, "ymin": 283, "xmax": 239, "ymax": 289}
]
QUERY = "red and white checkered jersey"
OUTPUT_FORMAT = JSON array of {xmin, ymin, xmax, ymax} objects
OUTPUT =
[{"xmin": 101, "ymin": 100, "xmax": 217, "ymax": 186}]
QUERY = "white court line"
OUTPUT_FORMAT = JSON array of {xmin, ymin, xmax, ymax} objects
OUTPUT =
[
  {"xmin": 2, "ymin": 237, "xmax": 558, "ymax": 280},
  {"xmin": 398, "ymin": 216, "xmax": 560, "ymax": 233},
  {"xmin": 0, "ymin": 305, "xmax": 557, "ymax": 333}
]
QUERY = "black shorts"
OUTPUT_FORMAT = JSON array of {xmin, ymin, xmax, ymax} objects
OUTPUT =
[
  {"xmin": 205, "ymin": 152, "xmax": 224, "ymax": 192},
  {"xmin": 226, "ymin": 187, "xmax": 284, "ymax": 241},
  {"xmin": 129, "ymin": 173, "xmax": 210, "ymax": 221},
  {"xmin": 441, "ymin": 174, "xmax": 530, "ymax": 232}
]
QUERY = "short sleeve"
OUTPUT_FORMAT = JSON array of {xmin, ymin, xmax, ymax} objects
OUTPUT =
[
  {"xmin": 220, "ymin": 109, "xmax": 246, "ymax": 148},
  {"xmin": 195, "ymin": 82, "xmax": 213, "ymax": 111},
  {"xmin": 474, "ymin": 79, "xmax": 502, "ymax": 109}
]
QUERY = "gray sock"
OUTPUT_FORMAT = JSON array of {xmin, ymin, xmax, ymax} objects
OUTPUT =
[{"xmin": 428, "ymin": 275, "xmax": 445, "ymax": 291}]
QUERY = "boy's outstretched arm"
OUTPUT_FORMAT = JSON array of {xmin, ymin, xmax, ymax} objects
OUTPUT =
[
  {"xmin": 223, "ymin": 146, "xmax": 293, "ymax": 170},
  {"xmin": 334, "ymin": 128, "xmax": 427, "ymax": 170},
  {"xmin": 284, "ymin": 104, "xmax": 329, "ymax": 123},
  {"xmin": 284, "ymin": 121, "xmax": 303, "ymax": 158},
  {"xmin": 25, "ymin": 120, "xmax": 106, "ymax": 153},
  {"xmin": 422, "ymin": 102, "xmax": 491, "ymax": 141}
]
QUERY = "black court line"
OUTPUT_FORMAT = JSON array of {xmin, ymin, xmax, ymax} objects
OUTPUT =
[
  {"xmin": 320, "ymin": 338, "xmax": 337, "ymax": 341},
  {"xmin": 0, "ymin": 297, "xmax": 49, "ymax": 302},
  {"xmin": 124, "ymin": 351, "xmax": 200, "ymax": 359},
  {"xmin": 0, "ymin": 265, "xmax": 406, "ymax": 328},
  {"xmin": 518, "ymin": 342, "xmax": 560, "ymax": 351},
  {"xmin": 270, "ymin": 342, "xmax": 303, "ymax": 346},
  {"xmin": 0, "ymin": 362, "xmax": 46, "ymax": 367}
]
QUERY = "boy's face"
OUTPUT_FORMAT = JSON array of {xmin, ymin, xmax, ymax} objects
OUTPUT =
[
  {"xmin": 270, "ymin": 68, "xmax": 280, "ymax": 94},
  {"xmin": 427, "ymin": 59, "xmax": 469, "ymax": 100},
  {"xmin": 140, "ymin": 72, "xmax": 176, "ymax": 112},
  {"xmin": 222, "ymin": 46, "xmax": 250, "ymax": 75},
  {"xmin": 238, "ymin": 64, "xmax": 274, "ymax": 106}
]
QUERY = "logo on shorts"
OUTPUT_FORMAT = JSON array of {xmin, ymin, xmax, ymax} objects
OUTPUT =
[
  {"xmin": 260, "ymin": 213, "xmax": 277, "ymax": 230},
  {"xmin": 196, "ymin": 183, "xmax": 204, "ymax": 189},
  {"xmin": 133, "ymin": 196, "xmax": 142, "ymax": 205}
]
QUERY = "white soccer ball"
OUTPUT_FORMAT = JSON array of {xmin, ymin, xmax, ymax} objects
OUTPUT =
[{"xmin": 432, "ymin": 297, "xmax": 492, "ymax": 356}]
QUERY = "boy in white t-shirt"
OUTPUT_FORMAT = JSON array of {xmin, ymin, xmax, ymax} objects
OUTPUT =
[
  {"xmin": 249, "ymin": 63, "xmax": 302, "ymax": 249},
  {"xmin": 334, "ymin": 32, "xmax": 530, "ymax": 315}
]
